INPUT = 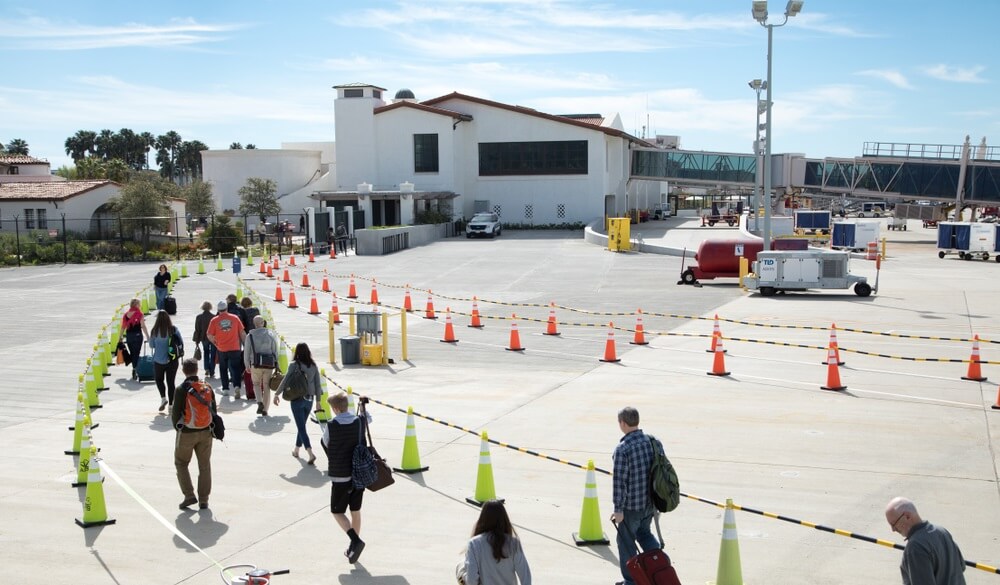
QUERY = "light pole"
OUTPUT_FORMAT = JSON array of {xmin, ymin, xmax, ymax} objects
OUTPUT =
[
  {"xmin": 748, "ymin": 78, "xmax": 767, "ymax": 233},
  {"xmin": 752, "ymin": 0, "xmax": 803, "ymax": 249}
]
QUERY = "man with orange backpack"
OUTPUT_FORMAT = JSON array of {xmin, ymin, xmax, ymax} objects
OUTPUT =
[{"xmin": 171, "ymin": 358, "xmax": 217, "ymax": 510}]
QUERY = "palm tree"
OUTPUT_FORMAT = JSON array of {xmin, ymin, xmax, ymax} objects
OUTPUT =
[
  {"xmin": 155, "ymin": 131, "xmax": 183, "ymax": 181},
  {"xmin": 176, "ymin": 140, "xmax": 208, "ymax": 184},
  {"xmin": 245, "ymin": 144, "xmax": 257, "ymax": 149},
  {"xmin": 94, "ymin": 129, "xmax": 114, "ymax": 160},
  {"xmin": 140, "ymin": 132, "xmax": 156, "ymax": 169},
  {"xmin": 64, "ymin": 130, "xmax": 97, "ymax": 161},
  {"xmin": 229, "ymin": 142, "xmax": 243, "ymax": 149},
  {"xmin": 5, "ymin": 138, "xmax": 29, "ymax": 155}
]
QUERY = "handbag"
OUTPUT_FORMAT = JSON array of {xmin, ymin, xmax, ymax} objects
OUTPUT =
[
  {"xmin": 269, "ymin": 371, "xmax": 284, "ymax": 391},
  {"xmin": 193, "ymin": 345, "xmax": 202, "ymax": 361},
  {"xmin": 116, "ymin": 340, "xmax": 127, "ymax": 366},
  {"xmin": 249, "ymin": 334, "xmax": 276, "ymax": 368},
  {"xmin": 361, "ymin": 403, "xmax": 394, "ymax": 492}
]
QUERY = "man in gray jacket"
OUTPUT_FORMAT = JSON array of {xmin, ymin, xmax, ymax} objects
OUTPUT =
[
  {"xmin": 243, "ymin": 316, "xmax": 278, "ymax": 416},
  {"xmin": 885, "ymin": 497, "xmax": 966, "ymax": 585}
]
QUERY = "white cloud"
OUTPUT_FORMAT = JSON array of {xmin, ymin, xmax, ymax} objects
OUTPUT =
[
  {"xmin": 0, "ymin": 16, "xmax": 248, "ymax": 50},
  {"xmin": 923, "ymin": 64, "xmax": 987, "ymax": 83},
  {"xmin": 858, "ymin": 69, "xmax": 914, "ymax": 90}
]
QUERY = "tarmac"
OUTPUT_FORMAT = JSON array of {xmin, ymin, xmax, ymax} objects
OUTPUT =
[{"xmin": 2, "ymin": 216, "xmax": 999, "ymax": 585}]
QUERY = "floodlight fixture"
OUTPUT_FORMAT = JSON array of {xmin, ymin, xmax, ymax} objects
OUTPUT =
[
  {"xmin": 785, "ymin": 0, "xmax": 804, "ymax": 17},
  {"xmin": 752, "ymin": 1, "xmax": 768, "ymax": 23},
  {"xmin": 748, "ymin": 79, "xmax": 764, "ymax": 90}
]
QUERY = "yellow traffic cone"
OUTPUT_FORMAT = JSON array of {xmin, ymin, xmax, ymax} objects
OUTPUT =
[
  {"xmin": 466, "ymin": 431, "xmax": 499, "ymax": 506},
  {"xmin": 140, "ymin": 295, "xmax": 150, "ymax": 315},
  {"xmin": 197, "ymin": 256, "xmax": 206, "ymax": 275},
  {"xmin": 75, "ymin": 444, "xmax": 116, "ymax": 528},
  {"xmin": 72, "ymin": 417, "xmax": 93, "ymax": 487},
  {"xmin": 278, "ymin": 340, "xmax": 289, "ymax": 373},
  {"xmin": 715, "ymin": 498, "xmax": 744, "ymax": 585},
  {"xmin": 180, "ymin": 262, "xmax": 189, "ymax": 278},
  {"xmin": 346, "ymin": 386, "xmax": 356, "ymax": 413},
  {"xmin": 94, "ymin": 347, "xmax": 109, "ymax": 392},
  {"xmin": 84, "ymin": 366, "xmax": 102, "ymax": 410},
  {"xmin": 313, "ymin": 369, "xmax": 332, "ymax": 423},
  {"xmin": 65, "ymin": 393, "xmax": 88, "ymax": 455},
  {"xmin": 573, "ymin": 460, "xmax": 609, "ymax": 545},
  {"xmin": 393, "ymin": 407, "xmax": 429, "ymax": 473},
  {"xmin": 247, "ymin": 249, "xmax": 254, "ymax": 267},
  {"xmin": 216, "ymin": 253, "xmax": 224, "ymax": 271}
]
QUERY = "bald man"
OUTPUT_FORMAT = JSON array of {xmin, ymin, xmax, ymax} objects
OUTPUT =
[{"xmin": 885, "ymin": 497, "xmax": 966, "ymax": 585}]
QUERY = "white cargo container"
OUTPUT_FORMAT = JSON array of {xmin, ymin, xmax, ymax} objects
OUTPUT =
[{"xmin": 745, "ymin": 250, "xmax": 873, "ymax": 297}]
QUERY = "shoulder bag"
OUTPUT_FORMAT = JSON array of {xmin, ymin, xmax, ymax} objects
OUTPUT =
[
  {"xmin": 249, "ymin": 333, "xmax": 276, "ymax": 369},
  {"xmin": 361, "ymin": 403, "xmax": 394, "ymax": 492}
]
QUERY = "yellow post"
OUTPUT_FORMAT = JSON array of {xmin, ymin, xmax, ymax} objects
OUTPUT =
[
  {"xmin": 739, "ymin": 257, "xmax": 749, "ymax": 290},
  {"xmin": 881, "ymin": 236, "xmax": 887, "ymax": 260},
  {"xmin": 328, "ymin": 310, "xmax": 336, "ymax": 364},
  {"xmin": 349, "ymin": 307, "xmax": 356, "ymax": 336},
  {"xmin": 381, "ymin": 311, "xmax": 389, "ymax": 365},
  {"xmin": 400, "ymin": 307, "xmax": 408, "ymax": 361}
]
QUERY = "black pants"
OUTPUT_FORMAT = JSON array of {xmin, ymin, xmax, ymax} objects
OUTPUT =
[
  {"xmin": 126, "ymin": 329, "xmax": 144, "ymax": 372},
  {"xmin": 155, "ymin": 359, "xmax": 179, "ymax": 403}
]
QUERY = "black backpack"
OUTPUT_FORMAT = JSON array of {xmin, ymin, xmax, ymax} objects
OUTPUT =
[{"xmin": 648, "ymin": 435, "xmax": 680, "ymax": 513}]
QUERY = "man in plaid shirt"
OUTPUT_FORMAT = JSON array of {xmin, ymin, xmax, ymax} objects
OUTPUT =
[{"xmin": 611, "ymin": 406, "xmax": 663, "ymax": 585}]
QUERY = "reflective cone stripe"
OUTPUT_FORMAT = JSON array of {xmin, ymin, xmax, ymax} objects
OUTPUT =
[
  {"xmin": 467, "ymin": 431, "xmax": 497, "ymax": 505},
  {"xmin": 441, "ymin": 308, "xmax": 458, "ymax": 343},
  {"xmin": 321, "ymin": 276, "xmax": 330, "ymax": 292},
  {"xmin": 274, "ymin": 284, "xmax": 284, "ymax": 303},
  {"xmin": 308, "ymin": 294, "xmax": 320, "ymax": 315},
  {"xmin": 301, "ymin": 270, "xmax": 310, "ymax": 288},
  {"xmin": 331, "ymin": 294, "xmax": 342, "ymax": 324},
  {"xmin": 715, "ymin": 499, "xmax": 744, "ymax": 585},
  {"xmin": 287, "ymin": 288, "xmax": 299, "ymax": 309},
  {"xmin": 347, "ymin": 277, "xmax": 358, "ymax": 299},
  {"xmin": 76, "ymin": 445, "xmax": 115, "ymax": 528},
  {"xmin": 308, "ymin": 247, "xmax": 315, "ymax": 262},
  {"xmin": 991, "ymin": 385, "xmax": 1000, "ymax": 410},
  {"xmin": 543, "ymin": 302, "xmax": 559, "ymax": 336},
  {"xmin": 962, "ymin": 335, "xmax": 987, "ymax": 381},
  {"xmin": 573, "ymin": 460, "xmax": 609, "ymax": 545},
  {"xmin": 85, "ymin": 369, "xmax": 101, "ymax": 409},
  {"xmin": 506, "ymin": 314, "xmax": 525, "ymax": 351},
  {"xmin": 631, "ymin": 309, "xmax": 649, "ymax": 345},
  {"xmin": 403, "ymin": 286, "xmax": 413, "ymax": 312},
  {"xmin": 707, "ymin": 334, "xmax": 731, "ymax": 376},
  {"xmin": 469, "ymin": 296, "xmax": 483, "ymax": 328},
  {"xmin": 72, "ymin": 419, "xmax": 93, "ymax": 487},
  {"xmin": 394, "ymin": 407, "xmax": 429, "ymax": 473},
  {"xmin": 370, "ymin": 280, "xmax": 380, "ymax": 305},
  {"xmin": 259, "ymin": 260, "xmax": 267, "ymax": 274},
  {"xmin": 600, "ymin": 322, "xmax": 621, "ymax": 363},
  {"xmin": 708, "ymin": 314, "xmax": 725, "ymax": 353},
  {"xmin": 821, "ymin": 346, "xmax": 846, "ymax": 391},
  {"xmin": 66, "ymin": 394, "xmax": 86, "ymax": 455},
  {"xmin": 825, "ymin": 323, "xmax": 844, "ymax": 365},
  {"xmin": 425, "ymin": 291, "xmax": 437, "ymax": 320}
]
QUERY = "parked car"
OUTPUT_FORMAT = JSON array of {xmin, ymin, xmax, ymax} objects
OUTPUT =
[{"xmin": 466, "ymin": 213, "xmax": 502, "ymax": 238}]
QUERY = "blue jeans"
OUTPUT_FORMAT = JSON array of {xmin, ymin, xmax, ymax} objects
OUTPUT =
[
  {"xmin": 154, "ymin": 286, "xmax": 168, "ymax": 310},
  {"xmin": 201, "ymin": 341, "xmax": 217, "ymax": 376},
  {"xmin": 617, "ymin": 508, "xmax": 660, "ymax": 585},
  {"xmin": 219, "ymin": 350, "xmax": 243, "ymax": 391},
  {"xmin": 290, "ymin": 398, "xmax": 314, "ymax": 449}
]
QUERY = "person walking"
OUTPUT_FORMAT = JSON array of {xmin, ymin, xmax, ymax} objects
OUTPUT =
[
  {"xmin": 121, "ymin": 298, "xmax": 150, "ymax": 381},
  {"xmin": 335, "ymin": 223, "xmax": 349, "ymax": 255},
  {"xmin": 153, "ymin": 264, "xmax": 171, "ymax": 311},
  {"xmin": 324, "ymin": 391, "xmax": 371, "ymax": 564},
  {"xmin": 148, "ymin": 311, "xmax": 183, "ymax": 412},
  {"xmin": 610, "ymin": 406, "xmax": 663, "ymax": 585},
  {"xmin": 274, "ymin": 342, "xmax": 323, "ymax": 457},
  {"xmin": 885, "ymin": 497, "xmax": 966, "ymax": 585},
  {"xmin": 206, "ymin": 300, "xmax": 246, "ymax": 398},
  {"xmin": 244, "ymin": 316, "xmax": 278, "ymax": 416},
  {"xmin": 192, "ymin": 301, "xmax": 216, "ymax": 379},
  {"xmin": 458, "ymin": 500, "xmax": 532, "ymax": 585},
  {"xmin": 171, "ymin": 358, "xmax": 216, "ymax": 510}
]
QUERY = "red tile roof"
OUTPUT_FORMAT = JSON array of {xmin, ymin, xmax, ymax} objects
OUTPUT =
[
  {"xmin": 0, "ymin": 154, "xmax": 49, "ymax": 165},
  {"xmin": 374, "ymin": 100, "xmax": 473, "ymax": 120},
  {"xmin": 0, "ymin": 180, "xmax": 118, "ymax": 201}
]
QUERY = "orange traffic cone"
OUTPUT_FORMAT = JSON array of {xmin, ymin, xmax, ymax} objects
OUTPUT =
[
  {"xmin": 321, "ymin": 275, "xmax": 330, "ymax": 292},
  {"xmin": 289, "ymin": 254, "xmax": 296, "ymax": 267},
  {"xmin": 308, "ymin": 294, "xmax": 320, "ymax": 315},
  {"xmin": 282, "ymin": 268, "xmax": 291, "ymax": 283},
  {"xmin": 630, "ymin": 309, "xmax": 649, "ymax": 345},
  {"xmin": 506, "ymin": 314, "xmax": 525, "ymax": 351},
  {"xmin": 825, "ymin": 323, "xmax": 844, "ymax": 366},
  {"xmin": 707, "ymin": 314, "xmax": 726, "ymax": 353},
  {"xmin": 425, "ymin": 291, "xmax": 437, "ymax": 320},
  {"xmin": 266, "ymin": 263, "xmax": 274, "ymax": 278},
  {"xmin": 258, "ymin": 260, "xmax": 266, "ymax": 274},
  {"xmin": 991, "ymin": 385, "xmax": 1000, "ymax": 410},
  {"xmin": 962, "ymin": 335, "xmax": 987, "ymax": 381},
  {"xmin": 600, "ymin": 322, "xmax": 621, "ymax": 363},
  {"xmin": 347, "ymin": 276, "xmax": 358, "ymax": 299},
  {"xmin": 272, "ymin": 257, "xmax": 279, "ymax": 270},
  {"xmin": 287, "ymin": 287, "xmax": 299, "ymax": 309},
  {"xmin": 441, "ymin": 308, "xmax": 458, "ymax": 343},
  {"xmin": 821, "ymin": 346, "xmax": 846, "ymax": 390},
  {"xmin": 370, "ymin": 280, "xmax": 380, "ymax": 305},
  {"xmin": 301, "ymin": 270, "xmax": 310, "ymax": 288},
  {"xmin": 330, "ymin": 243, "xmax": 337, "ymax": 259},
  {"xmin": 403, "ymin": 285, "xmax": 413, "ymax": 312},
  {"xmin": 543, "ymin": 302, "xmax": 559, "ymax": 336},
  {"xmin": 707, "ymin": 333, "xmax": 731, "ymax": 376},
  {"xmin": 469, "ymin": 296, "xmax": 484, "ymax": 328},
  {"xmin": 308, "ymin": 247, "xmax": 315, "ymax": 262},
  {"xmin": 331, "ymin": 294, "xmax": 342, "ymax": 324}
]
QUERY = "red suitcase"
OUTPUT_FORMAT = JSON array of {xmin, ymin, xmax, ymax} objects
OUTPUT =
[
  {"xmin": 616, "ymin": 521, "xmax": 682, "ymax": 585},
  {"xmin": 243, "ymin": 369, "xmax": 256, "ymax": 400}
]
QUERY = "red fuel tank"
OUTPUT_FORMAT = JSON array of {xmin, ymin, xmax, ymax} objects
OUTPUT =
[{"xmin": 682, "ymin": 239, "xmax": 807, "ymax": 283}]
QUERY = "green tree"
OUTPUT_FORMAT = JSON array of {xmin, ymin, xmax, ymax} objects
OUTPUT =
[
  {"xmin": 200, "ymin": 214, "xmax": 244, "ymax": 253},
  {"xmin": 6, "ymin": 138, "xmax": 29, "ymax": 155},
  {"xmin": 238, "ymin": 177, "xmax": 280, "ymax": 219},
  {"xmin": 176, "ymin": 140, "xmax": 208, "ymax": 184},
  {"xmin": 184, "ymin": 180, "xmax": 216, "ymax": 220},
  {"xmin": 245, "ymin": 144, "xmax": 257, "ymax": 149},
  {"xmin": 140, "ymin": 132, "xmax": 156, "ymax": 169},
  {"xmin": 229, "ymin": 142, "xmax": 243, "ymax": 149},
  {"xmin": 111, "ymin": 174, "xmax": 179, "ymax": 254},
  {"xmin": 54, "ymin": 165, "xmax": 79, "ymax": 179},
  {"xmin": 64, "ymin": 130, "xmax": 97, "ymax": 161},
  {"xmin": 76, "ymin": 156, "xmax": 107, "ymax": 179},
  {"xmin": 105, "ymin": 158, "xmax": 131, "ymax": 183},
  {"xmin": 155, "ymin": 131, "xmax": 183, "ymax": 181}
]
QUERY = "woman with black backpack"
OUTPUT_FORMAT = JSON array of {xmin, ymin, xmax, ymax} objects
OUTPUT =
[
  {"xmin": 149, "ymin": 311, "xmax": 183, "ymax": 412},
  {"xmin": 273, "ymin": 343, "xmax": 323, "ymax": 464}
]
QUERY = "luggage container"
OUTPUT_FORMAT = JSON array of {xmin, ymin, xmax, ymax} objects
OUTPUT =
[
  {"xmin": 995, "ymin": 225, "xmax": 1000, "ymax": 262},
  {"xmin": 679, "ymin": 238, "xmax": 807, "ymax": 284},
  {"xmin": 744, "ymin": 250, "xmax": 874, "ymax": 297},
  {"xmin": 831, "ymin": 220, "xmax": 880, "ymax": 251},
  {"xmin": 937, "ymin": 221, "xmax": 995, "ymax": 260},
  {"xmin": 793, "ymin": 210, "xmax": 832, "ymax": 233}
]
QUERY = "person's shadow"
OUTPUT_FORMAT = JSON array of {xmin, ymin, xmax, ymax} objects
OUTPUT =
[
  {"xmin": 248, "ymin": 415, "xmax": 291, "ymax": 435},
  {"xmin": 173, "ymin": 509, "xmax": 229, "ymax": 551},
  {"xmin": 338, "ymin": 563, "xmax": 410, "ymax": 584}
]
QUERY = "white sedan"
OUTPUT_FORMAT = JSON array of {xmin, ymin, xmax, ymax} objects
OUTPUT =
[{"xmin": 466, "ymin": 213, "xmax": 502, "ymax": 238}]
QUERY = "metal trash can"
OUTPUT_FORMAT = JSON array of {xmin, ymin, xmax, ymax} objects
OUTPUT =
[
  {"xmin": 339, "ymin": 336, "xmax": 361, "ymax": 365},
  {"xmin": 232, "ymin": 256, "xmax": 242, "ymax": 274}
]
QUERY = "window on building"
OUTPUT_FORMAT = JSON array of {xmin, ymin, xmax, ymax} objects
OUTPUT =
[
  {"xmin": 8, "ymin": 166, "xmax": 19, "ymax": 175},
  {"xmin": 414, "ymin": 134, "xmax": 440, "ymax": 173},
  {"xmin": 478, "ymin": 141, "xmax": 588, "ymax": 176},
  {"xmin": 37, "ymin": 209, "xmax": 47, "ymax": 229},
  {"xmin": 24, "ymin": 208, "xmax": 35, "ymax": 229},
  {"xmin": 373, "ymin": 90, "xmax": 382, "ymax": 99},
  {"xmin": 344, "ymin": 88, "xmax": 364, "ymax": 98}
]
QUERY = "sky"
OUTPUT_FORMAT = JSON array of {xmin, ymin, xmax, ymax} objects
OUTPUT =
[{"xmin": 1, "ymin": 0, "xmax": 997, "ymax": 170}]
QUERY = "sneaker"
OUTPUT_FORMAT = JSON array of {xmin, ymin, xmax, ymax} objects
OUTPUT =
[
  {"xmin": 235, "ymin": 391, "xmax": 242, "ymax": 400},
  {"xmin": 347, "ymin": 539, "xmax": 365, "ymax": 563},
  {"xmin": 256, "ymin": 403, "xmax": 263, "ymax": 415},
  {"xmin": 199, "ymin": 502, "xmax": 209, "ymax": 510},
  {"xmin": 179, "ymin": 496, "xmax": 197, "ymax": 510},
  {"xmin": 159, "ymin": 398, "xmax": 168, "ymax": 412},
  {"xmin": 221, "ymin": 388, "xmax": 230, "ymax": 397}
]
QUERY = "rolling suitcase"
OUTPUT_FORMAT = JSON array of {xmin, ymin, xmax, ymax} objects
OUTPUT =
[
  {"xmin": 135, "ymin": 347, "xmax": 155, "ymax": 382},
  {"xmin": 164, "ymin": 296, "xmax": 177, "ymax": 315},
  {"xmin": 615, "ymin": 520, "xmax": 682, "ymax": 585},
  {"xmin": 243, "ymin": 369, "xmax": 256, "ymax": 400}
]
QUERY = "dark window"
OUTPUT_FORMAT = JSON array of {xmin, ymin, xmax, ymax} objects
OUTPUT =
[
  {"xmin": 8, "ymin": 166, "xmax": 18, "ymax": 175},
  {"xmin": 478, "ymin": 141, "xmax": 588, "ymax": 176},
  {"xmin": 24, "ymin": 208, "xmax": 35, "ymax": 229},
  {"xmin": 37, "ymin": 209, "xmax": 47, "ymax": 229},
  {"xmin": 373, "ymin": 90, "xmax": 382, "ymax": 99},
  {"xmin": 414, "ymin": 134, "xmax": 439, "ymax": 173},
  {"xmin": 344, "ymin": 88, "xmax": 364, "ymax": 98}
]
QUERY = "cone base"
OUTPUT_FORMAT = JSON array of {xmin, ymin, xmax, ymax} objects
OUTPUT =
[
  {"xmin": 275, "ymin": 299, "xmax": 284, "ymax": 303},
  {"xmin": 823, "ymin": 361, "xmax": 846, "ymax": 366},
  {"xmin": 308, "ymin": 310, "xmax": 320, "ymax": 315},
  {"xmin": 543, "ymin": 331, "xmax": 560, "ymax": 336},
  {"xmin": 707, "ymin": 371, "xmax": 731, "ymax": 377},
  {"xmin": 347, "ymin": 295, "xmax": 358, "ymax": 299},
  {"xmin": 88, "ymin": 404, "xmax": 104, "ymax": 410},
  {"xmin": 468, "ymin": 324, "xmax": 484, "ymax": 329},
  {"xmin": 466, "ymin": 497, "xmax": 505, "ymax": 508},
  {"xmin": 600, "ymin": 358, "xmax": 621, "ymax": 363},
  {"xmin": 333, "ymin": 319, "xmax": 343, "ymax": 324},
  {"xmin": 992, "ymin": 404, "xmax": 1000, "ymax": 410},
  {"xmin": 505, "ymin": 347, "xmax": 525, "ymax": 352},
  {"xmin": 424, "ymin": 316, "xmax": 438, "ymax": 320},
  {"xmin": 629, "ymin": 341, "xmax": 649, "ymax": 346},
  {"xmin": 572, "ymin": 532, "xmax": 610, "ymax": 546},
  {"xmin": 392, "ymin": 466, "xmax": 429, "ymax": 474},
  {"xmin": 97, "ymin": 387, "xmax": 109, "ymax": 392},
  {"xmin": 71, "ymin": 481, "xmax": 87, "ymax": 488},
  {"xmin": 76, "ymin": 518, "xmax": 116, "ymax": 529},
  {"xmin": 706, "ymin": 349, "xmax": 728, "ymax": 353},
  {"xmin": 962, "ymin": 376, "xmax": 987, "ymax": 381},
  {"xmin": 64, "ymin": 450, "xmax": 80, "ymax": 455},
  {"xmin": 440, "ymin": 339, "xmax": 459, "ymax": 344},
  {"xmin": 68, "ymin": 423, "xmax": 100, "ymax": 431},
  {"xmin": 821, "ymin": 385, "xmax": 847, "ymax": 391}
]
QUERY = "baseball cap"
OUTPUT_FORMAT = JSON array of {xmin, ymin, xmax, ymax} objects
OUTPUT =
[{"xmin": 217, "ymin": 300, "xmax": 228, "ymax": 311}]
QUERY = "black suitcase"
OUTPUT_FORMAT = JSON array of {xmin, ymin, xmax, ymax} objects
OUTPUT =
[
  {"xmin": 164, "ymin": 296, "xmax": 177, "ymax": 315},
  {"xmin": 615, "ymin": 521, "xmax": 682, "ymax": 585}
]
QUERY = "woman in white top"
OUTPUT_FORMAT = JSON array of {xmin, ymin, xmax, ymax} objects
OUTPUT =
[{"xmin": 459, "ymin": 500, "xmax": 531, "ymax": 585}]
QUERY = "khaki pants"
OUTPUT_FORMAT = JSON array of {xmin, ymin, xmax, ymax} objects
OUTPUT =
[
  {"xmin": 250, "ymin": 367, "xmax": 274, "ymax": 411},
  {"xmin": 175, "ymin": 429, "xmax": 213, "ymax": 503}
]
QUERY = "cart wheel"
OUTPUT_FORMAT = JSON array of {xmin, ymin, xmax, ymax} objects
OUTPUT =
[
  {"xmin": 983, "ymin": 253, "xmax": 990, "ymax": 261},
  {"xmin": 854, "ymin": 282, "xmax": 872, "ymax": 297},
  {"xmin": 681, "ymin": 269, "xmax": 697, "ymax": 285},
  {"xmin": 727, "ymin": 220, "xmax": 735, "ymax": 226},
  {"xmin": 963, "ymin": 253, "xmax": 972, "ymax": 261},
  {"xmin": 958, "ymin": 251, "xmax": 966, "ymax": 259},
  {"xmin": 760, "ymin": 287, "xmax": 776, "ymax": 297},
  {"xmin": 903, "ymin": 225, "xmax": 907, "ymax": 231},
  {"xmin": 708, "ymin": 221, "xmax": 717, "ymax": 227},
  {"xmin": 996, "ymin": 255, "xmax": 1000, "ymax": 263},
  {"xmin": 938, "ymin": 251, "xmax": 946, "ymax": 259}
]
